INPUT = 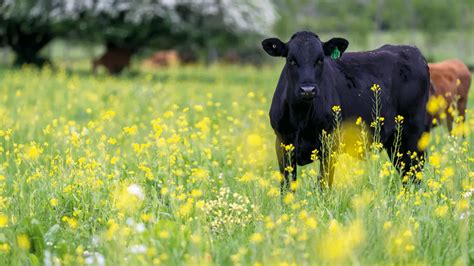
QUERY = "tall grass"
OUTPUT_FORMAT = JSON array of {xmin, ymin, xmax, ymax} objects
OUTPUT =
[{"xmin": 0, "ymin": 65, "xmax": 472, "ymax": 265}]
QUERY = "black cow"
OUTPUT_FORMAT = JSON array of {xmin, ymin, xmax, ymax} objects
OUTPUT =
[{"xmin": 262, "ymin": 31, "xmax": 430, "ymax": 192}]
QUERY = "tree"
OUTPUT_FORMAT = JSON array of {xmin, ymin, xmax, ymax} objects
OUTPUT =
[
  {"xmin": 168, "ymin": 0, "xmax": 277, "ymax": 64},
  {"xmin": 0, "ymin": 0, "xmax": 277, "ymax": 70},
  {"xmin": 74, "ymin": 0, "xmax": 277, "ymax": 73},
  {"xmin": 0, "ymin": 0, "xmax": 65, "ymax": 66},
  {"xmin": 273, "ymin": 0, "xmax": 374, "ymax": 44}
]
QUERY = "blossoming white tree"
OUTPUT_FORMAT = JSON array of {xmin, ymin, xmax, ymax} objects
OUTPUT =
[{"xmin": 0, "ymin": 0, "xmax": 277, "ymax": 70}]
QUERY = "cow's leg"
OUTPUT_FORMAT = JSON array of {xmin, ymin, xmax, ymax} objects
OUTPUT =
[
  {"xmin": 276, "ymin": 136, "xmax": 296, "ymax": 194},
  {"xmin": 458, "ymin": 98, "xmax": 467, "ymax": 122},
  {"xmin": 446, "ymin": 113, "xmax": 454, "ymax": 132},
  {"xmin": 454, "ymin": 95, "xmax": 468, "ymax": 136}
]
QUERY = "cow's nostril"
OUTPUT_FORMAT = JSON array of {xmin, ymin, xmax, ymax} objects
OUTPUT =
[{"xmin": 300, "ymin": 86, "xmax": 316, "ymax": 94}]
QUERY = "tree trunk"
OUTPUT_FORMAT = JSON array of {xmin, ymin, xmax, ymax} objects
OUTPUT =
[{"xmin": 5, "ymin": 23, "xmax": 53, "ymax": 67}]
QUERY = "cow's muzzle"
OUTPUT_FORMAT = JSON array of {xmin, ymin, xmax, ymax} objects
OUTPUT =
[{"xmin": 299, "ymin": 86, "xmax": 317, "ymax": 99}]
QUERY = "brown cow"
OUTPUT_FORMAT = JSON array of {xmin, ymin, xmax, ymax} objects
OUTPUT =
[
  {"xmin": 92, "ymin": 46, "xmax": 133, "ymax": 75},
  {"xmin": 428, "ymin": 59, "xmax": 472, "ymax": 130},
  {"xmin": 142, "ymin": 50, "xmax": 179, "ymax": 68}
]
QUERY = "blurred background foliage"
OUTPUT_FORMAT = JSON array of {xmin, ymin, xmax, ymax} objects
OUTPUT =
[{"xmin": 0, "ymin": 0, "xmax": 472, "ymax": 72}]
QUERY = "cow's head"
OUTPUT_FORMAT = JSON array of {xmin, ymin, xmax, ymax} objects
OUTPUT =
[{"xmin": 262, "ymin": 31, "xmax": 348, "ymax": 102}]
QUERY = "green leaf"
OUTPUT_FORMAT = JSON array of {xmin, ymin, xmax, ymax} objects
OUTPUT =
[{"xmin": 29, "ymin": 254, "xmax": 40, "ymax": 266}]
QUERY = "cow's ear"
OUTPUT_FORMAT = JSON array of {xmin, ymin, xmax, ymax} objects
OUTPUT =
[
  {"xmin": 323, "ymin": 38, "xmax": 349, "ymax": 59},
  {"xmin": 262, "ymin": 38, "xmax": 287, "ymax": 57}
]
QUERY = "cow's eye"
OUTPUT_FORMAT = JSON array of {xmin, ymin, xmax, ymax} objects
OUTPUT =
[
  {"xmin": 289, "ymin": 59, "xmax": 297, "ymax": 66},
  {"xmin": 315, "ymin": 58, "xmax": 324, "ymax": 66}
]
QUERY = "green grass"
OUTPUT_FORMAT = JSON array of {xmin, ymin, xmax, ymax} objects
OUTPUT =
[{"xmin": 0, "ymin": 64, "xmax": 472, "ymax": 265}]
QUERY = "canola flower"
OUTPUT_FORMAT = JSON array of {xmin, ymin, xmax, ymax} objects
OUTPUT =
[
  {"xmin": 371, "ymin": 83, "xmax": 381, "ymax": 92},
  {"xmin": 332, "ymin": 105, "xmax": 341, "ymax": 113},
  {"xmin": 427, "ymin": 95, "xmax": 448, "ymax": 115},
  {"xmin": 417, "ymin": 132, "xmax": 430, "ymax": 150}
]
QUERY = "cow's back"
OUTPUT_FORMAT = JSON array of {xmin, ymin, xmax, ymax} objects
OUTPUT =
[
  {"xmin": 336, "ymin": 45, "xmax": 429, "ymax": 117},
  {"xmin": 330, "ymin": 44, "xmax": 430, "ymax": 149}
]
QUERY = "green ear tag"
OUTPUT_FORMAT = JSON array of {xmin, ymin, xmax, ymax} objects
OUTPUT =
[{"xmin": 331, "ymin": 47, "xmax": 341, "ymax": 59}]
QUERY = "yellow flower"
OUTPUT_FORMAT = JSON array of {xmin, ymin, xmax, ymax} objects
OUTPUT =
[
  {"xmin": 265, "ymin": 218, "xmax": 275, "ymax": 230},
  {"xmin": 371, "ymin": 83, "xmax": 381, "ymax": 92},
  {"xmin": 50, "ymin": 198, "xmax": 58, "ymax": 207},
  {"xmin": 417, "ymin": 132, "xmax": 430, "ymax": 150},
  {"xmin": 192, "ymin": 168, "xmax": 209, "ymax": 181},
  {"xmin": 318, "ymin": 219, "xmax": 365, "ymax": 263},
  {"xmin": 305, "ymin": 217, "xmax": 317, "ymax": 229},
  {"xmin": 430, "ymin": 152, "xmax": 442, "ymax": 168},
  {"xmin": 0, "ymin": 243, "xmax": 10, "ymax": 253},
  {"xmin": 123, "ymin": 125, "xmax": 138, "ymax": 135},
  {"xmin": 25, "ymin": 143, "xmax": 42, "ymax": 160},
  {"xmin": 62, "ymin": 216, "xmax": 78, "ymax": 229},
  {"xmin": 0, "ymin": 214, "xmax": 8, "ymax": 227},
  {"xmin": 196, "ymin": 200, "xmax": 205, "ymax": 209},
  {"xmin": 310, "ymin": 149, "xmax": 319, "ymax": 161},
  {"xmin": 195, "ymin": 117, "xmax": 211, "ymax": 134},
  {"xmin": 281, "ymin": 143, "xmax": 295, "ymax": 152},
  {"xmin": 287, "ymin": 226, "xmax": 298, "ymax": 236},
  {"xmin": 395, "ymin": 115, "xmax": 404, "ymax": 124},
  {"xmin": 352, "ymin": 191, "xmax": 373, "ymax": 210},
  {"xmin": 457, "ymin": 199, "xmax": 469, "ymax": 212},
  {"xmin": 141, "ymin": 213, "xmax": 153, "ymax": 222},
  {"xmin": 271, "ymin": 171, "xmax": 284, "ymax": 182},
  {"xmin": 250, "ymin": 233, "xmax": 264, "ymax": 243},
  {"xmin": 194, "ymin": 105, "xmax": 204, "ymax": 112},
  {"xmin": 298, "ymin": 210, "xmax": 308, "ymax": 220},
  {"xmin": 383, "ymin": 221, "xmax": 392, "ymax": 230},
  {"xmin": 106, "ymin": 221, "xmax": 119, "ymax": 240},
  {"xmin": 159, "ymin": 230, "xmax": 170, "ymax": 239},
  {"xmin": 247, "ymin": 134, "xmax": 263, "ymax": 147},
  {"xmin": 239, "ymin": 172, "xmax": 257, "ymax": 183},
  {"xmin": 101, "ymin": 110, "xmax": 116, "ymax": 121},
  {"xmin": 283, "ymin": 193, "xmax": 295, "ymax": 204},
  {"xmin": 332, "ymin": 105, "xmax": 341, "ymax": 113},
  {"xmin": 405, "ymin": 244, "xmax": 415, "ymax": 252},
  {"xmin": 163, "ymin": 111, "xmax": 174, "ymax": 118},
  {"xmin": 426, "ymin": 95, "xmax": 447, "ymax": 115},
  {"xmin": 267, "ymin": 187, "xmax": 280, "ymax": 198},
  {"xmin": 17, "ymin": 234, "xmax": 30, "ymax": 250},
  {"xmin": 441, "ymin": 167, "xmax": 454, "ymax": 181},
  {"xmin": 403, "ymin": 230, "xmax": 412, "ymax": 238},
  {"xmin": 114, "ymin": 184, "xmax": 145, "ymax": 213},
  {"xmin": 178, "ymin": 200, "xmax": 193, "ymax": 217},
  {"xmin": 190, "ymin": 233, "xmax": 201, "ymax": 244},
  {"xmin": 290, "ymin": 180, "xmax": 299, "ymax": 191},
  {"xmin": 190, "ymin": 189, "xmax": 203, "ymax": 198},
  {"xmin": 435, "ymin": 205, "xmax": 448, "ymax": 217},
  {"xmin": 451, "ymin": 122, "xmax": 469, "ymax": 137},
  {"xmin": 108, "ymin": 137, "xmax": 117, "ymax": 145}
]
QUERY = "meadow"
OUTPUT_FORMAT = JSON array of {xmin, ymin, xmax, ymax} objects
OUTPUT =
[{"xmin": 0, "ymin": 64, "xmax": 472, "ymax": 265}]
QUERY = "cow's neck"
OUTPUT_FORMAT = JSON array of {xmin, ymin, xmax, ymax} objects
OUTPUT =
[
  {"xmin": 288, "ymin": 98, "xmax": 332, "ymax": 134},
  {"xmin": 289, "ymin": 100, "xmax": 313, "ymax": 123}
]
